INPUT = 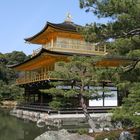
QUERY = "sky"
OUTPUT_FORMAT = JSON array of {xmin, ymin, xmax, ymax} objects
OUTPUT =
[{"xmin": 0, "ymin": 0, "xmax": 110, "ymax": 55}]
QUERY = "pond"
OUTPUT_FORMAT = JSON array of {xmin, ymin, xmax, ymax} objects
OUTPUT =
[
  {"xmin": 0, "ymin": 109, "xmax": 46, "ymax": 140},
  {"xmin": 0, "ymin": 109, "xmax": 90, "ymax": 140}
]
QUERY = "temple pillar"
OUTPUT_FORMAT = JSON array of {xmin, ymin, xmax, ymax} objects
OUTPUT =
[
  {"xmin": 102, "ymin": 82, "xmax": 105, "ymax": 107},
  {"xmin": 40, "ymin": 94, "xmax": 43, "ymax": 105}
]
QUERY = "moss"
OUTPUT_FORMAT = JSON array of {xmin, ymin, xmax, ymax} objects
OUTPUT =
[
  {"xmin": 95, "ymin": 130, "xmax": 121, "ymax": 140},
  {"xmin": 77, "ymin": 128, "xmax": 89, "ymax": 135}
]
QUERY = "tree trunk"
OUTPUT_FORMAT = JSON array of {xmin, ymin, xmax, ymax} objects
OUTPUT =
[{"xmin": 79, "ymin": 93, "xmax": 96, "ymax": 132}]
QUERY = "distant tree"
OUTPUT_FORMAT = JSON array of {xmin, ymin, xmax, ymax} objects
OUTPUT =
[
  {"xmin": 0, "ymin": 63, "xmax": 16, "ymax": 84},
  {"xmin": 0, "ymin": 51, "xmax": 28, "ymax": 102},
  {"xmin": 0, "ymin": 53, "xmax": 7, "ymax": 64},
  {"xmin": 5, "ymin": 51, "xmax": 28, "ymax": 65},
  {"xmin": 0, "ymin": 80, "xmax": 24, "ymax": 101}
]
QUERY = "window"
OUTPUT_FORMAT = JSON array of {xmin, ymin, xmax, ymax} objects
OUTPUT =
[{"xmin": 89, "ymin": 86, "xmax": 118, "ymax": 107}]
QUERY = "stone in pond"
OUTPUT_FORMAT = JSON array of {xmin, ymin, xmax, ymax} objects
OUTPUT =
[
  {"xmin": 34, "ymin": 129, "xmax": 94, "ymax": 140},
  {"xmin": 119, "ymin": 131, "xmax": 133, "ymax": 140}
]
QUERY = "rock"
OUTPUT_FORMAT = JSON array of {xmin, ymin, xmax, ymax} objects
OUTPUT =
[
  {"xmin": 34, "ymin": 112, "xmax": 40, "ymax": 119},
  {"xmin": 40, "ymin": 113, "xmax": 48, "ymax": 119},
  {"xmin": 104, "ymin": 138, "xmax": 109, "ymax": 140},
  {"xmin": 17, "ymin": 109, "xmax": 23, "ymax": 115},
  {"xmin": 34, "ymin": 129, "xmax": 94, "ymax": 140},
  {"xmin": 1, "ymin": 101, "xmax": 17, "ymax": 108},
  {"xmin": 119, "ymin": 131, "xmax": 133, "ymax": 140}
]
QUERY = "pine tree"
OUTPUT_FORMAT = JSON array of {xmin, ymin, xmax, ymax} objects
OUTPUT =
[
  {"xmin": 79, "ymin": 0, "xmax": 140, "ymax": 128},
  {"xmin": 41, "ymin": 56, "xmax": 118, "ymax": 131}
]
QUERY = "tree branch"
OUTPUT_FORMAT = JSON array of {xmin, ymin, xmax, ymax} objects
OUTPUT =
[
  {"xmin": 123, "ymin": 59, "xmax": 140, "ymax": 72},
  {"xmin": 123, "ymin": 28, "xmax": 140, "ymax": 37}
]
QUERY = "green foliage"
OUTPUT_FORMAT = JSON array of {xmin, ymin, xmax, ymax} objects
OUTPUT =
[
  {"xmin": 41, "ymin": 56, "xmax": 117, "ymax": 109},
  {"xmin": 77, "ymin": 128, "xmax": 88, "ymax": 135},
  {"xmin": 0, "ymin": 63, "xmax": 16, "ymax": 84},
  {"xmin": 48, "ymin": 99, "xmax": 61, "ymax": 110},
  {"xmin": 0, "ymin": 51, "xmax": 28, "ymax": 102},
  {"xmin": 112, "ymin": 83, "xmax": 140, "ymax": 128},
  {"xmin": 5, "ymin": 51, "xmax": 29, "ymax": 65},
  {"xmin": 79, "ymin": 0, "xmax": 140, "ymax": 129},
  {"xmin": 0, "ymin": 80, "xmax": 24, "ymax": 101},
  {"xmin": 80, "ymin": 0, "xmax": 140, "ymax": 44},
  {"xmin": 95, "ymin": 130, "xmax": 121, "ymax": 140}
]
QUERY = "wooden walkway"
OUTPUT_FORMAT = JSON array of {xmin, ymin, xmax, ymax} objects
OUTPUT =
[{"xmin": 16, "ymin": 103, "xmax": 115, "ymax": 114}]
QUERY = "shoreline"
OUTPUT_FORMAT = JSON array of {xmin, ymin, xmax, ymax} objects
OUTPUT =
[
  {"xmin": 10, "ymin": 108, "xmax": 113, "ymax": 132},
  {"xmin": 0, "ymin": 101, "xmax": 17, "ymax": 109}
]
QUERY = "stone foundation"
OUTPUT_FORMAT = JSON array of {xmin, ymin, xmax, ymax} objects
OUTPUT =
[{"xmin": 10, "ymin": 108, "xmax": 115, "ymax": 132}]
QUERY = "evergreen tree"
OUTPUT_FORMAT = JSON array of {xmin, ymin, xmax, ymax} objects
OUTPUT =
[
  {"xmin": 79, "ymin": 0, "xmax": 140, "ymax": 128},
  {"xmin": 41, "ymin": 56, "xmax": 118, "ymax": 131},
  {"xmin": 0, "ymin": 51, "xmax": 28, "ymax": 102}
]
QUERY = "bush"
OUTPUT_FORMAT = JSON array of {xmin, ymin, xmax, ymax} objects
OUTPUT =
[
  {"xmin": 48, "ymin": 100, "xmax": 61, "ymax": 110},
  {"xmin": 77, "ymin": 128, "xmax": 88, "ymax": 135},
  {"xmin": 95, "ymin": 130, "xmax": 121, "ymax": 140}
]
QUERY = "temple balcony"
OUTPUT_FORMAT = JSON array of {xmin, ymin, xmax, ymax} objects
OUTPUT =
[
  {"xmin": 32, "ymin": 37, "xmax": 107, "ymax": 57},
  {"xmin": 16, "ymin": 66, "xmax": 55, "ymax": 85},
  {"xmin": 32, "ymin": 47, "xmax": 42, "ymax": 57},
  {"xmin": 16, "ymin": 72, "xmax": 50, "ymax": 85}
]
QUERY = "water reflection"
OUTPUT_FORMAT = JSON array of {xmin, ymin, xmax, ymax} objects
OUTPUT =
[{"xmin": 0, "ymin": 109, "xmax": 46, "ymax": 140}]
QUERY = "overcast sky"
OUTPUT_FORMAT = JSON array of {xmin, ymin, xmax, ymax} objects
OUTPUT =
[{"xmin": 0, "ymin": 0, "xmax": 110, "ymax": 55}]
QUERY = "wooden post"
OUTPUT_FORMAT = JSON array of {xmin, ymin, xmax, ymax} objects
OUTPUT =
[
  {"xmin": 104, "ymin": 45, "xmax": 106, "ymax": 52},
  {"xmin": 34, "ymin": 93, "xmax": 35, "ymax": 103},
  {"xmin": 117, "ymin": 87, "xmax": 119, "ymax": 106},
  {"xmin": 24, "ymin": 90, "xmax": 27, "ymax": 103},
  {"xmin": 92, "ymin": 45, "xmax": 95, "ymax": 51},
  {"xmin": 97, "ymin": 46, "xmax": 100, "ymax": 51},
  {"xmin": 40, "ymin": 93, "xmax": 43, "ymax": 105},
  {"xmin": 102, "ymin": 82, "xmax": 105, "ymax": 107},
  {"xmin": 51, "ymin": 39, "xmax": 53, "ymax": 48},
  {"xmin": 28, "ymin": 92, "xmax": 30, "ymax": 103}
]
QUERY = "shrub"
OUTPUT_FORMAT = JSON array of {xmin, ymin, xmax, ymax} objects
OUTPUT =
[
  {"xmin": 77, "ymin": 128, "xmax": 88, "ymax": 135},
  {"xmin": 95, "ymin": 130, "xmax": 121, "ymax": 140}
]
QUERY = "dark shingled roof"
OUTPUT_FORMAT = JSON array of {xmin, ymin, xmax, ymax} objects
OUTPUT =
[
  {"xmin": 48, "ymin": 21, "xmax": 81, "ymax": 32},
  {"xmin": 25, "ymin": 21, "xmax": 82, "ymax": 42}
]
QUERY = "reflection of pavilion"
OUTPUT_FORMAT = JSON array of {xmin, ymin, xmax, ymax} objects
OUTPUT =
[{"xmin": 11, "ymin": 17, "xmax": 132, "ymax": 113}]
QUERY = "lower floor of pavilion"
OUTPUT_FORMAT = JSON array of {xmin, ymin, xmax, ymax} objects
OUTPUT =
[{"xmin": 17, "ymin": 80, "xmax": 123, "ymax": 114}]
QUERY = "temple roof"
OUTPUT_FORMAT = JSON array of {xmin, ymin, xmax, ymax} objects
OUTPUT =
[
  {"xmin": 10, "ymin": 48, "xmax": 135, "ymax": 70},
  {"xmin": 25, "ymin": 21, "xmax": 81, "ymax": 44},
  {"xmin": 10, "ymin": 48, "xmax": 96, "ymax": 70},
  {"xmin": 47, "ymin": 21, "xmax": 80, "ymax": 32}
]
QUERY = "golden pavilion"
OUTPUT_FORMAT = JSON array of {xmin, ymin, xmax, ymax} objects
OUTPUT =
[{"xmin": 11, "ymin": 16, "xmax": 132, "ymax": 113}]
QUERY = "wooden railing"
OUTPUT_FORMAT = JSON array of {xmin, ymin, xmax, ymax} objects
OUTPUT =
[
  {"xmin": 31, "ymin": 41, "xmax": 107, "ymax": 57},
  {"xmin": 32, "ymin": 47, "xmax": 42, "ymax": 57},
  {"xmin": 16, "ymin": 73, "xmax": 50, "ymax": 85},
  {"xmin": 43, "ymin": 41, "xmax": 107, "ymax": 55},
  {"xmin": 17, "ymin": 103, "xmax": 115, "ymax": 114}
]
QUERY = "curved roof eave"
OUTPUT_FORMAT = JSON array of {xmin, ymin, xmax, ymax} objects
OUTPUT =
[
  {"xmin": 24, "ymin": 21, "xmax": 80, "ymax": 43},
  {"xmin": 24, "ymin": 21, "xmax": 49, "ymax": 42},
  {"xmin": 9, "ymin": 48, "xmax": 96, "ymax": 69},
  {"xmin": 9, "ymin": 48, "xmax": 136, "ymax": 69}
]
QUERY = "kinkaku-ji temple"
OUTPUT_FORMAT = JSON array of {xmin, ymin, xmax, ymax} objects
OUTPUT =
[{"xmin": 11, "ymin": 15, "xmax": 132, "ymax": 114}]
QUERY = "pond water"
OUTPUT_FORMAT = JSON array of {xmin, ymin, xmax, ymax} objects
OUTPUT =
[
  {"xmin": 0, "ymin": 109, "xmax": 46, "ymax": 140},
  {"xmin": 0, "ymin": 109, "xmax": 90, "ymax": 140}
]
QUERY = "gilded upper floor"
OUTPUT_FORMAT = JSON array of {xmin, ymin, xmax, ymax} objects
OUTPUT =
[
  {"xmin": 11, "ymin": 19, "xmax": 133, "ymax": 85},
  {"xmin": 25, "ymin": 21, "xmax": 107, "ymax": 56}
]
